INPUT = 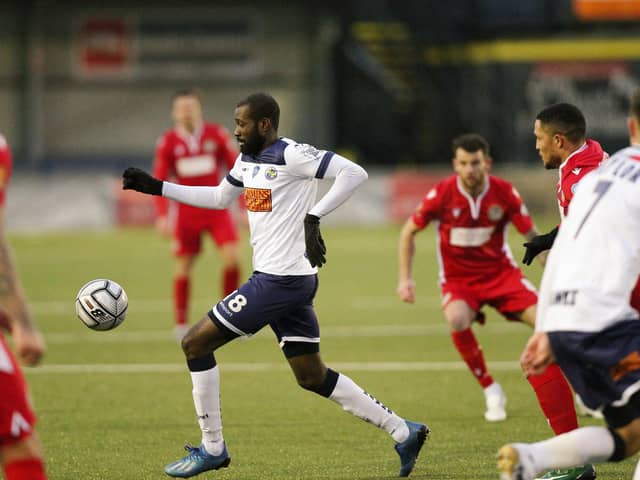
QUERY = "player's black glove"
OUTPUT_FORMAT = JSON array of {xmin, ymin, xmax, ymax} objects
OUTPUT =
[
  {"xmin": 122, "ymin": 167, "xmax": 163, "ymax": 196},
  {"xmin": 304, "ymin": 214, "xmax": 326, "ymax": 268},
  {"xmin": 522, "ymin": 226, "xmax": 559, "ymax": 265}
]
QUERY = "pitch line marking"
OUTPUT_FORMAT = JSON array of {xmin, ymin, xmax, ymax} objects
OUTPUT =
[
  {"xmin": 24, "ymin": 360, "xmax": 521, "ymax": 375},
  {"xmin": 41, "ymin": 322, "xmax": 527, "ymax": 344},
  {"xmin": 31, "ymin": 295, "xmax": 442, "ymax": 315}
]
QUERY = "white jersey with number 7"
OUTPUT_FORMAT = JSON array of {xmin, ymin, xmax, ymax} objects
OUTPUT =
[{"xmin": 536, "ymin": 145, "xmax": 640, "ymax": 333}]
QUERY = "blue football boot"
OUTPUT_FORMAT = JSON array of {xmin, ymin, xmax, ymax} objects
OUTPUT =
[
  {"xmin": 394, "ymin": 420, "xmax": 429, "ymax": 477},
  {"xmin": 164, "ymin": 443, "xmax": 231, "ymax": 478}
]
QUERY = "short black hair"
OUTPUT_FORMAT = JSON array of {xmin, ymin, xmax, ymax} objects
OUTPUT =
[
  {"xmin": 536, "ymin": 103, "xmax": 586, "ymax": 144},
  {"xmin": 631, "ymin": 88, "xmax": 640, "ymax": 123},
  {"xmin": 172, "ymin": 88, "xmax": 201, "ymax": 102},
  {"xmin": 236, "ymin": 93, "xmax": 280, "ymax": 130},
  {"xmin": 452, "ymin": 133, "xmax": 490, "ymax": 156}
]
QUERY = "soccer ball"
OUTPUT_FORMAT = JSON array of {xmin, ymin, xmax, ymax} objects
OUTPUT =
[{"xmin": 75, "ymin": 279, "xmax": 128, "ymax": 331}]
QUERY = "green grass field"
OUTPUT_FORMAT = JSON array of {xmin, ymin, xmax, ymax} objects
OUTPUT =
[{"xmin": 8, "ymin": 221, "xmax": 638, "ymax": 479}]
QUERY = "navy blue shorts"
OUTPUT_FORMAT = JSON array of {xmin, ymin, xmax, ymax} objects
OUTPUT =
[
  {"xmin": 209, "ymin": 271, "xmax": 320, "ymax": 348},
  {"xmin": 549, "ymin": 319, "xmax": 640, "ymax": 428}
]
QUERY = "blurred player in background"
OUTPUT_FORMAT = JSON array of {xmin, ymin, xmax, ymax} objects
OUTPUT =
[
  {"xmin": 523, "ymin": 102, "xmax": 607, "ymax": 265},
  {"xmin": 124, "ymin": 93, "xmax": 428, "ymax": 478},
  {"xmin": 153, "ymin": 89, "xmax": 242, "ymax": 341},
  {"xmin": 498, "ymin": 88, "xmax": 640, "ymax": 480},
  {"xmin": 0, "ymin": 134, "xmax": 48, "ymax": 480},
  {"xmin": 397, "ymin": 133, "xmax": 591, "ymax": 480},
  {"xmin": 525, "ymin": 103, "xmax": 616, "ymax": 424}
]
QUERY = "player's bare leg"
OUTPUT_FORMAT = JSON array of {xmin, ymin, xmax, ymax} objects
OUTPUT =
[
  {"xmin": 286, "ymin": 349, "xmax": 428, "ymax": 477},
  {"xmin": 164, "ymin": 316, "xmax": 234, "ymax": 478},
  {"xmin": 498, "ymin": 419, "xmax": 640, "ymax": 480},
  {"xmin": 514, "ymin": 306, "xmax": 594, "ymax": 480},
  {"xmin": 444, "ymin": 300, "xmax": 506, "ymax": 421},
  {"xmin": 0, "ymin": 434, "xmax": 47, "ymax": 480},
  {"xmin": 173, "ymin": 254, "xmax": 197, "ymax": 342}
]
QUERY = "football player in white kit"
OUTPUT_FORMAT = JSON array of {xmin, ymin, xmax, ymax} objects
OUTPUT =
[
  {"xmin": 497, "ymin": 89, "xmax": 640, "ymax": 480},
  {"xmin": 123, "ymin": 93, "xmax": 428, "ymax": 478}
]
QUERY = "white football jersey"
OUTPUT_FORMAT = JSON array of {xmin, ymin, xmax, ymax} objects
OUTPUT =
[
  {"xmin": 536, "ymin": 145, "xmax": 640, "ymax": 333},
  {"xmin": 226, "ymin": 137, "xmax": 337, "ymax": 276}
]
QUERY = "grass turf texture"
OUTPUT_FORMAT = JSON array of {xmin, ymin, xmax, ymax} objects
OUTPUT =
[{"xmin": 9, "ymin": 220, "xmax": 638, "ymax": 479}]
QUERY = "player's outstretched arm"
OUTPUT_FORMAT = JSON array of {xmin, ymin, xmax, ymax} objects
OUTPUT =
[
  {"xmin": 522, "ymin": 226, "xmax": 558, "ymax": 265},
  {"xmin": 122, "ymin": 167, "xmax": 242, "ymax": 210},
  {"xmin": 122, "ymin": 167, "xmax": 163, "ymax": 195},
  {"xmin": 0, "ymin": 209, "xmax": 45, "ymax": 366},
  {"xmin": 397, "ymin": 218, "xmax": 420, "ymax": 303}
]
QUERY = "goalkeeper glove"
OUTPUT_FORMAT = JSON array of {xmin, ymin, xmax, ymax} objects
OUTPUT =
[
  {"xmin": 122, "ymin": 167, "xmax": 163, "ymax": 196},
  {"xmin": 522, "ymin": 226, "xmax": 559, "ymax": 265},
  {"xmin": 304, "ymin": 214, "xmax": 326, "ymax": 268}
]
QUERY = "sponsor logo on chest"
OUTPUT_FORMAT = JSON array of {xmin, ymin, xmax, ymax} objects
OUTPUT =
[
  {"xmin": 175, "ymin": 155, "xmax": 216, "ymax": 177},
  {"xmin": 244, "ymin": 187, "xmax": 273, "ymax": 212}
]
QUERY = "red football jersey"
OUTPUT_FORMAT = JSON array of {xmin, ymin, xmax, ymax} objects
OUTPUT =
[
  {"xmin": 0, "ymin": 134, "xmax": 13, "ymax": 208},
  {"xmin": 412, "ymin": 175, "xmax": 533, "ymax": 282},
  {"xmin": 153, "ymin": 122, "xmax": 238, "ymax": 218},
  {"xmin": 557, "ymin": 138, "xmax": 607, "ymax": 218}
]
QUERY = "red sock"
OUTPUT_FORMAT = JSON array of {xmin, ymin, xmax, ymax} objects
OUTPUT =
[
  {"xmin": 451, "ymin": 328, "xmax": 494, "ymax": 388},
  {"xmin": 174, "ymin": 276, "xmax": 189, "ymax": 326},
  {"xmin": 222, "ymin": 266, "xmax": 240, "ymax": 297},
  {"xmin": 4, "ymin": 458, "xmax": 47, "ymax": 480},
  {"xmin": 527, "ymin": 362, "xmax": 578, "ymax": 435}
]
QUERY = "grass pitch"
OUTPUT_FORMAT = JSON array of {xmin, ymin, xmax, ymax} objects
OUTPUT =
[{"xmin": 10, "ymin": 221, "xmax": 638, "ymax": 479}]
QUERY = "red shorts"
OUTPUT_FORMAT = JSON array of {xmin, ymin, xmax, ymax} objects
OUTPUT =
[
  {"xmin": 173, "ymin": 210, "xmax": 239, "ymax": 256},
  {"xmin": 0, "ymin": 335, "xmax": 36, "ymax": 446},
  {"xmin": 631, "ymin": 279, "xmax": 640, "ymax": 312},
  {"xmin": 441, "ymin": 267, "xmax": 538, "ymax": 321}
]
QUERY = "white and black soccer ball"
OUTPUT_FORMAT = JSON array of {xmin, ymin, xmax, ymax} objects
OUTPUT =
[{"xmin": 75, "ymin": 279, "xmax": 128, "ymax": 331}]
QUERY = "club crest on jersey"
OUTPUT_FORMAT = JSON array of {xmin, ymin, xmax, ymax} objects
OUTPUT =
[
  {"xmin": 452, "ymin": 208, "xmax": 461, "ymax": 218},
  {"xmin": 252, "ymin": 165, "xmax": 260, "ymax": 178},
  {"xmin": 265, "ymin": 167, "xmax": 278, "ymax": 180},
  {"xmin": 203, "ymin": 140, "xmax": 215, "ymax": 152},
  {"xmin": 488, "ymin": 204, "xmax": 504, "ymax": 221},
  {"xmin": 175, "ymin": 145, "xmax": 186, "ymax": 157}
]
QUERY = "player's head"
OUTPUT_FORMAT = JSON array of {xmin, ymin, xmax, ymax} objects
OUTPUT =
[
  {"xmin": 172, "ymin": 88, "xmax": 203, "ymax": 133},
  {"xmin": 234, "ymin": 93, "xmax": 280, "ymax": 155},
  {"xmin": 451, "ymin": 133, "xmax": 491, "ymax": 193},
  {"xmin": 534, "ymin": 103, "xmax": 586, "ymax": 169},
  {"xmin": 628, "ymin": 87, "xmax": 640, "ymax": 146}
]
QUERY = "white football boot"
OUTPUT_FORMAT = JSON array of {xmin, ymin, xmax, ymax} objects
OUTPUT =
[{"xmin": 484, "ymin": 382, "xmax": 507, "ymax": 422}]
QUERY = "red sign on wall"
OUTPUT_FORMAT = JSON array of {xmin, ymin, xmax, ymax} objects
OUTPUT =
[
  {"xmin": 76, "ymin": 18, "xmax": 132, "ymax": 76},
  {"xmin": 388, "ymin": 172, "xmax": 447, "ymax": 223}
]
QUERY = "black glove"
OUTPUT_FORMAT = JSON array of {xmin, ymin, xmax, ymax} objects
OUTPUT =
[
  {"xmin": 304, "ymin": 214, "xmax": 326, "ymax": 268},
  {"xmin": 522, "ymin": 226, "xmax": 559, "ymax": 265},
  {"xmin": 122, "ymin": 167, "xmax": 163, "ymax": 196}
]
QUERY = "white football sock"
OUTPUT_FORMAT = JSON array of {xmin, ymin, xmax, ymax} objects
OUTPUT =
[
  {"xmin": 328, "ymin": 373, "xmax": 409, "ymax": 443},
  {"xmin": 525, "ymin": 426, "xmax": 614, "ymax": 472},
  {"xmin": 634, "ymin": 457, "xmax": 640, "ymax": 480},
  {"xmin": 190, "ymin": 367, "xmax": 224, "ymax": 456}
]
